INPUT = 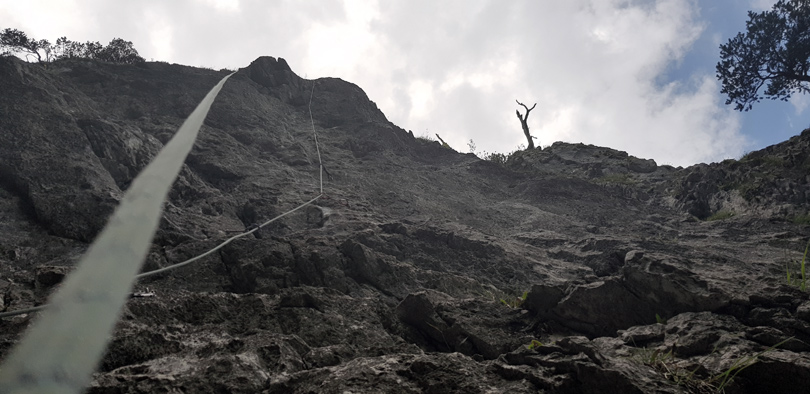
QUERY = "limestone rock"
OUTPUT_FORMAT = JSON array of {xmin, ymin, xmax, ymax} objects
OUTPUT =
[{"xmin": 1, "ymin": 54, "xmax": 810, "ymax": 393}]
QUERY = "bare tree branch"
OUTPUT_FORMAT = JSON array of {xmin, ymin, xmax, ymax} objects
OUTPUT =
[{"xmin": 515, "ymin": 100, "xmax": 537, "ymax": 150}]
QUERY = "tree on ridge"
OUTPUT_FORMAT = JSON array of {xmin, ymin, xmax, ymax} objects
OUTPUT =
[
  {"xmin": 515, "ymin": 100, "xmax": 537, "ymax": 150},
  {"xmin": 1, "ymin": 27, "xmax": 145, "ymax": 64}
]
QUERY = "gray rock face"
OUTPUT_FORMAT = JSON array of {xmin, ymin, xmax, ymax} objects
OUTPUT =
[{"xmin": 1, "ymin": 55, "xmax": 810, "ymax": 393}]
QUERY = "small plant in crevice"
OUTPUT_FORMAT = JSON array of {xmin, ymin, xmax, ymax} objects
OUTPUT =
[
  {"xmin": 483, "ymin": 152, "xmax": 510, "ymax": 165},
  {"xmin": 632, "ymin": 346, "xmax": 673, "ymax": 368},
  {"xmin": 708, "ymin": 337, "xmax": 792, "ymax": 392},
  {"xmin": 629, "ymin": 337, "xmax": 792, "ymax": 393},
  {"xmin": 416, "ymin": 134, "xmax": 436, "ymax": 143},
  {"xmin": 480, "ymin": 149, "xmax": 522, "ymax": 165},
  {"xmin": 655, "ymin": 313, "xmax": 667, "ymax": 325},
  {"xmin": 630, "ymin": 346, "xmax": 710, "ymax": 392},
  {"xmin": 786, "ymin": 239, "xmax": 810, "ymax": 291},
  {"xmin": 706, "ymin": 210, "xmax": 735, "ymax": 221},
  {"xmin": 792, "ymin": 213, "xmax": 810, "ymax": 225},
  {"xmin": 467, "ymin": 139, "xmax": 523, "ymax": 165},
  {"xmin": 527, "ymin": 339, "xmax": 543, "ymax": 350},
  {"xmin": 500, "ymin": 291, "xmax": 528, "ymax": 309}
]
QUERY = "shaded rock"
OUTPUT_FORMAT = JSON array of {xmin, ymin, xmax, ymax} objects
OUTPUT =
[
  {"xmin": 549, "ymin": 278, "xmax": 652, "ymax": 337},
  {"xmin": 76, "ymin": 118, "xmax": 163, "ymax": 190},
  {"xmin": 497, "ymin": 337, "xmax": 683, "ymax": 394},
  {"xmin": 797, "ymin": 300, "xmax": 810, "ymax": 322},
  {"xmin": 379, "ymin": 221, "xmax": 407, "ymax": 235},
  {"xmin": 303, "ymin": 344, "xmax": 354, "ymax": 368},
  {"xmin": 267, "ymin": 352, "xmax": 539, "ymax": 394},
  {"xmin": 340, "ymin": 238, "xmax": 414, "ymax": 296},
  {"xmin": 34, "ymin": 265, "xmax": 70, "ymax": 289},
  {"xmin": 245, "ymin": 56, "xmax": 306, "ymax": 106},
  {"xmin": 620, "ymin": 323, "xmax": 666, "ymax": 346},
  {"xmin": 523, "ymin": 283, "xmax": 566, "ymax": 314},
  {"xmin": 622, "ymin": 257, "xmax": 730, "ymax": 317},
  {"xmin": 395, "ymin": 292, "xmax": 450, "ymax": 349},
  {"xmin": 255, "ymin": 335, "xmax": 311, "ymax": 374},
  {"xmin": 745, "ymin": 325, "xmax": 810, "ymax": 351},
  {"xmin": 627, "ymin": 157, "xmax": 657, "ymax": 173},
  {"xmin": 101, "ymin": 329, "xmax": 183, "ymax": 372},
  {"xmin": 734, "ymin": 350, "xmax": 810, "ymax": 393},
  {"xmin": 664, "ymin": 312, "xmax": 743, "ymax": 357},
  {"xmin": 624, "ymin": 250, "xmax": 644, "ymax": 264}
]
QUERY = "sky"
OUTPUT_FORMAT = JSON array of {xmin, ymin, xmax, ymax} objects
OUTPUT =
[{"xmin": 2, "ymin": 0, "xmax": 809, "ymax": 167}]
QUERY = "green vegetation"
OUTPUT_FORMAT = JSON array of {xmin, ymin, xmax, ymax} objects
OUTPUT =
[
  {"xmin": 720, "ymin": 180, "xmax": 758, "ymax": 200},
  {"xmin": 481, "ymin": 151, "xmax": 511, "ymax": 165},
  {"xmin": 1, "ymin": 27, "xmax": 144, "ymax": 64},
  {"xmin": 630, "ymin": 346, "xmax": 707, "ymax": 390},
  {"xmin": 708, "ymin": 337, "xmax": 792, "ymax": 392},
  {"xmin": 717, "ymin": 0, "xmax": 810, "ymax": 112},
  {"xmin": 434, "ymin": 134, "xmax": 453, "ymax": 149},
  {"xmin": 527, "ymin": 339, "xmax": 544, "ymax": 350},
  {"xmin": 416, "ymin": 133, "xmax": 436, "ymax": 143},
  {"xmin": 655, "ymin": 313, "xmax": 667, "ymax": 325},
  {"xmin": 467, "ymin": 139, "xmax": 522, "ymax": 165},
  {"xmin": 632, "ymin": 346, "xmax": 673, "ymax": 366},
  {"xmin": 631, "ymin": 337, "xmax": 791, "ymax": 392},
  {"xmin": 706, "ymin": 210, "xmax": 735, "ymax": 221},
  {"xmin": 500, "ymin": 291, "xmax": 528, "ymax": 309},
  {"xmin": 792, "ymin": 213, "xmax": 810, "ymax": 225},
  {"xmin": 786, "ymin": 239, "xmax": 810, "ymax": 291},
  {"xmin": 738, "ymin": 153, "xmax": 785, "ymax": 168}
]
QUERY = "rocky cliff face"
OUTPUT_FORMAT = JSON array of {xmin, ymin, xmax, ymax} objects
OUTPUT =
[{"xmin": 1, "ymin": 55, "xmax": 809, "ymax": 393}]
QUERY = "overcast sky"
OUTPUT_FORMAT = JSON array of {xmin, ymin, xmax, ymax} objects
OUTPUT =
[{"xmin": 3, "ymin": 0, "xmax": 809, "ymax": 166}]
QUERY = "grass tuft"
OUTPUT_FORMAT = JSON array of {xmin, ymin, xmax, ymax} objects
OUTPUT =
[
  {"xmin": 786, "ymin": 239, "xmax": 810, "ymax": 291},
  {"xmin": 630, "ymin": 337, "xmax": 792, "ymax": 392},
  {"xmin": 792, "ymin": 213, "xmax": 810, "ymax": 225},
  {"xmin": 527, "ymin": 339, "xmax": 544, "ymax": 350},
  {"xmin": 708, "ymin": 337, "xmax": 792, "ymax": 392},
  {"xmin": 500, "ymin": 291, "xmax": 528, "ymax": 309},
  {"xmin": 706, "ymin": 210, "xmax": 735, "ymax": 221}
]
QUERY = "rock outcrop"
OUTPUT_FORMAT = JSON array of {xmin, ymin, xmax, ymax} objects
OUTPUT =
[{"xmin": 1, "ymin": 55, "xmax": 809, "ymax": 393}]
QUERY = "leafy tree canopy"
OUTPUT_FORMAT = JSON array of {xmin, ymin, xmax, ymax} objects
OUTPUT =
[
  {"xmin": 0, "ymin": 28, "xmax": 51, "ymax": 62},
  {"xmin": 0, "ymin": 28, "xmax": 144, "ymax": 64},
  {"xmin": 717, "ymin": 0, "xmax": 810, "ymax": 111}
]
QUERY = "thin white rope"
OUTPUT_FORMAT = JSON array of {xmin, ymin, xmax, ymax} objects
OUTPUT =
[
  {"xmin": 135, "ymin": 194, "xmax": 321, "ymax": 279},
  {"xmin": 309, "ymin": 81, "xmax": 323, "ymax": 194},
  {"xmin": 137, "ymin": 78, "xmax": 325, "ymax": 279},
  {"xmin": 0, "ymin": 79, "xmax": 326, "ymax": 320}
]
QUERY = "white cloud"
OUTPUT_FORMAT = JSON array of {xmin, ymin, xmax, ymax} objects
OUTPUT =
[
  {"xmin": 143, "ymin": 7, "xmax": 174, "ymax": 62},
  {"xmin": 2, "ymin": 0, "xmax": 749, "ymax": 166},
  {"xmin": 749, "ymin": 0, "xmax": 778, "ymax": 11},
  {"xmin": 343, "ymin": 0, "xmax": 747, "ymax": 165},
  {"xmin": 301, "ymin": 0, "xmax": 380, "ymax": 78},
  {"xmin": 200, "ymin": 0, "xmax": 240, "ymax": 13},
  {"xmin": 791, "ymin": 94, "xmax": 810, "ymax": 115}
]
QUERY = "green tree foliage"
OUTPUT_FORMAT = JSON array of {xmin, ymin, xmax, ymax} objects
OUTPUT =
[
  {"xmin": 96, "ymin": 38, "xmax": 144, "ymax": 64},
  {"xmin": 1, "ymin": 28, "xmax": 144, "ymax": 64},
  {"xmin": 717, "ymin": 0, "xmax": 810, "ymax": 111},
  {"xmin": 0, "ymin": 28, "xmax": 52, "ymax": 62},
  {"xmin": 53, "ymin": 36, "xmax": 88, "ymax": 59}
]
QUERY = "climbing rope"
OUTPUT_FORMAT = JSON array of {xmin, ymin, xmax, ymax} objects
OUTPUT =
[
  {"xmin": 0, "ymin": 79, "xmax": 325, "ymax": 321},
  {"xmin": 1, "ymin": 72, "xmax": 237, "ymax": 394}
]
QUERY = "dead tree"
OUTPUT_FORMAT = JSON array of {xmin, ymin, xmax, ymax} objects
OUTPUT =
[{"xmin": 515, "ymin": 100, "xmax": 537, "ymax": 149}]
